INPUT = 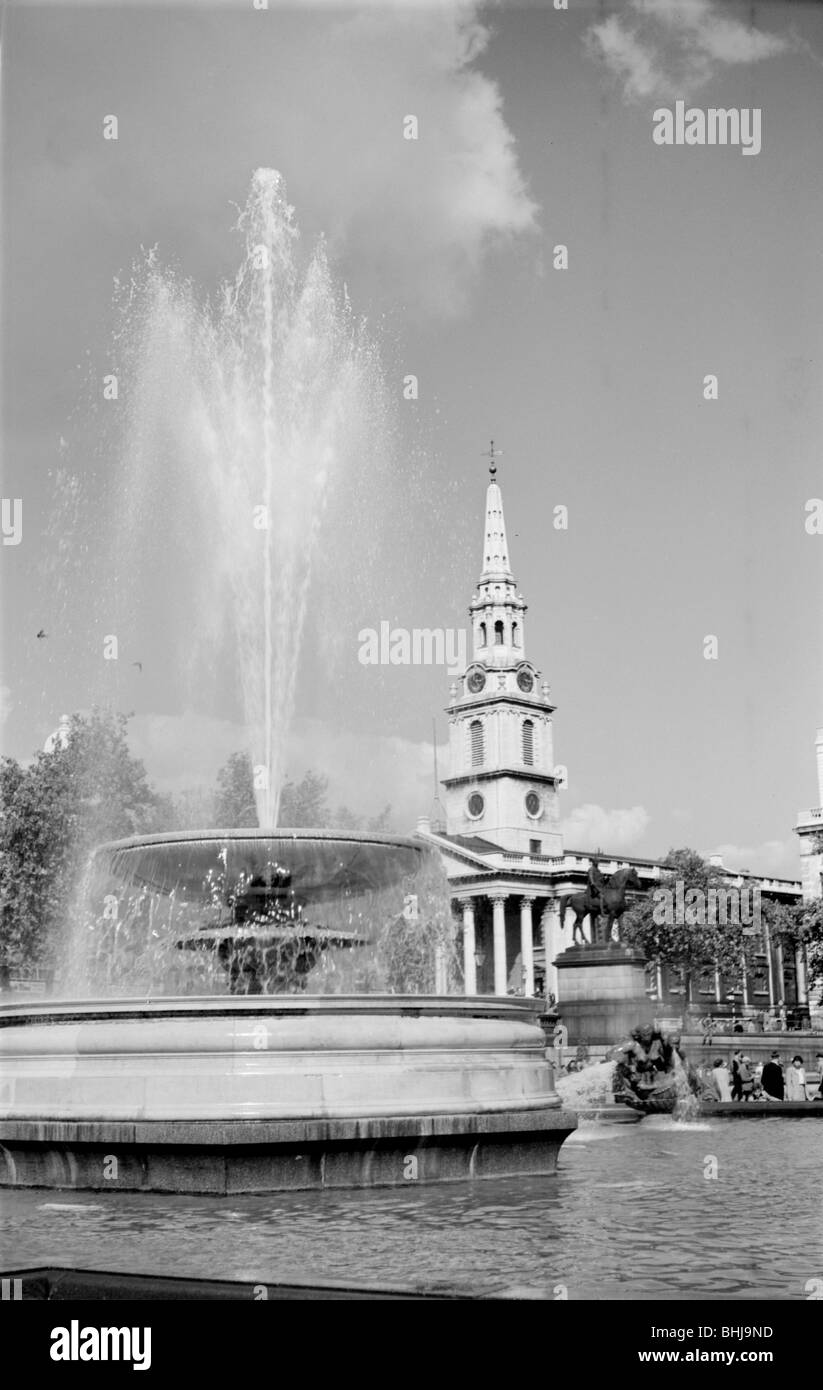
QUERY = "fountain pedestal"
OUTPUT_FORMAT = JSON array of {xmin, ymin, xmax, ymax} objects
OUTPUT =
[{"xmin": 554, "ymin": 944, "xmax": 651, "ymax": 1046}]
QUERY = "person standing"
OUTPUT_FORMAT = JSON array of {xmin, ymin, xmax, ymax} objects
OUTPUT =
[
  {"xmin": 552, "ymin": 1019, "xmax": 568, "ymax": 1073},
  {"xmin": 711, "ymin": 1058, "xmax": 733, "ymax": 1102},
  {"xmin": 760, "ymin": 1051, "xmax": 784, "ymax": 1101},
  {"xmin": 730, "ymin": 1049, "xmax": 744, "ymax": 1100},
  {"xmin": 815, "ymin": 1052, "xmax": 823, "ymax": 1102},
  {"xmin": 785, "ymin": 1055, "xmax": 806, "ymax": 1101},
  {"xmin": 738, "ymin": 1056, "xmax": 755, "ymax": 1101}
]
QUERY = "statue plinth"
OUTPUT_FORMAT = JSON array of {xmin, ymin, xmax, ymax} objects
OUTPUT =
[{"xmin": 554, "ymin": 943, "xmax": 652, "ymax": 1046}]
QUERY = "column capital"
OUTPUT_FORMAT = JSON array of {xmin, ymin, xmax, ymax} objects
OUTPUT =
[
  {"xmin": 490, "ymin": 893, "xmax": 508, "ymax": 908},
  {"xmin": 520, "ymin": 894, "xmax": 537, "ymax": 908}
]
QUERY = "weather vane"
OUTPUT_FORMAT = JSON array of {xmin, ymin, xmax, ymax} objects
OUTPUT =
[{"xmin": 482, "ymin": 439, "xmax": 503, "ymax": 479}]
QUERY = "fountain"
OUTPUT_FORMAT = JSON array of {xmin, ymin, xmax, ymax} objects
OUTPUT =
[
  {"xmin": 612, "ymin": 1026, "xmax": 702, "ymax": 1117},
  {"xmin": 0, "ymin": 172, "xmax": 575, "ymax": 1192}
]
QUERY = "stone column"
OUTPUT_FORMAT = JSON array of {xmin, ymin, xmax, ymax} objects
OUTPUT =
[
  {"xmin": 796, "ymin": 942, "xmax": 809, "ymax": 1007},
  {"xmin": 541, "ymin": 900, "xmax": 561, "ymax": 1001},
  {"xmin": 763, "ymin": 920, "xmax": 776, "ymax": 1008},
  {"xmin": 491, "ymin": 895, "xmax": 508, "ymax": 997},
  {"xmin": 461, "ymin": 900, "xmax": 477, "ymax": 996},
  {"xmin": 434, "ymin": 941, "xmax": 448, "ymax": 995},
  {"xmin": 740, "ymin": 953, "xmax": 749, "ymax": 1009},
  {"xmin": 520, "ymin": 896, "xmax": 536, "ymax": 998}
]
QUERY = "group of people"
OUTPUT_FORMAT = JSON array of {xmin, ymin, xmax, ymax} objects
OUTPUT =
[
  {"xmin": 700, "ymin": 1008, "xmax": 804, "ymax": 1040},
  {"xmin": 703, "ymin": 1050, "xmax": 823, "ymax": 1103}
]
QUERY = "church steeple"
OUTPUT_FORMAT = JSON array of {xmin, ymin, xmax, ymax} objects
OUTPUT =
[
  {"xmin": 440, "ymin": 445, "xmax": 563, "ymax": 855},
  {"xmin": 470, "ymin": 445, "xmax": 527, "ymax": 668},
  {"xmin": 481, "ymin": 445, "xmax": 513, "ymax": 582}
]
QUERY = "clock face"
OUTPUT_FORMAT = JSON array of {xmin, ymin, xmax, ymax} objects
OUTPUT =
[
  {"xmin": 467, "ymin": 792, "xmax": 485, "ymax": 818},
  {"xmin": 517, "ymin": 668, "xmax": 534, "ymax": 692},
  {"xmin": 467, "ymin": 669, "xmax": 486, "ymax": 694},
  {"xmin": 525, "ymin": 791, "xmax": 541, "ymax": 817}
]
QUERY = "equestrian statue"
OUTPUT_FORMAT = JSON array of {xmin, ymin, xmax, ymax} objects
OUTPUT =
[{"xmin": 558, "ymin": 860, "xmax": 642, "ymax": 947}]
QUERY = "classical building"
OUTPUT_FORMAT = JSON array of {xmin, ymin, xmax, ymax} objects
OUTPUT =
[{"xmin": 417, "ymin": 457, "xmax": 812, "ymax": 1025}]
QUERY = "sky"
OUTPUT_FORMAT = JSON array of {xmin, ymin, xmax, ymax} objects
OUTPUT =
[{"xmin": 2, "ymin": 0, "xmax": 822, "ymax": 877}]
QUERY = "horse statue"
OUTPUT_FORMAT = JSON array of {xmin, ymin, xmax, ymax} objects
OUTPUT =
[
  {"xmin": 559, "ymin": 886, "xmax": 601, "ymax": 944},
  {"xmin": 558, "ymin": 859, "xmax": 607, "ymax": 944},
  {"xmin": 559, "ymin": 863, "xmax": 642, "ymax": 946},
  {"xmin": 598, "ymin": 866, "xmax": 642, "ymax": 943}
]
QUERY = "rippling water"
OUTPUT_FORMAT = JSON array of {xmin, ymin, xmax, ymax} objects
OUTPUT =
[{"xmin": 2, "ymin": 1119, "xmax": 821, "ymax": 1299}]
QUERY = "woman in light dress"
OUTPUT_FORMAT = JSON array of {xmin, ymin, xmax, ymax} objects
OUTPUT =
[
  {"xmin": 785, "ymin": 1055, "xmax": 807, "ymax": 1101},
  {"xmin": 711, "ymin": 1058, "xmax": 733, "ymax": 1102}
]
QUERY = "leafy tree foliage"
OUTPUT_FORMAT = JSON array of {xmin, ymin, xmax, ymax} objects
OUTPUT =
[
  {"xmin": 0, "ymin": 709, "xmax": 164, "ymax": 982},
  {"xmin": 213, "ymin": 753, "xmax": 393, "ymax": 831},
  {"xmin": 213, "ymin": 751, "xmax": 258, "ymax": 827},
  {"xmin": 622, "ymin": 847, "xmax": 763, "ymax": 985}
]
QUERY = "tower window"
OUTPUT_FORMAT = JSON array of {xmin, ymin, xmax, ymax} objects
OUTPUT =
[
  {"xmin": 512, "ymin": 621, "xmax": 519, "ymax": 647},
  {"xmin": 494, "ymin": 620, "xmax": 504, "ymax": 645},
  {"xmin": 470, "ymin": 719, "xmax": 484, "ymax": 768},
  {"xmin": 522, "ymin": 719, "xmax": 535, "ymax": 766},
  {"xmin": 478, "ymin": 621, "xmax": 487, "ymax": 646}
]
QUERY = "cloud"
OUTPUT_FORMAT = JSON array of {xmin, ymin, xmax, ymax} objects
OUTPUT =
[
  {"xmin": 560, "ymin": 803, "xmax": 650, "ymax": 852},
  {"xmin": 586, "ymin": 0, "xmax": 794, "ymax": 103},
  {"xmin": 291, "ymin": 1, "xmax": 538, "ymax": 314},
  {"xmin": 128, "ymin": 711, "xmax": 436, "ymax": 832},
  {"xmin": 584, "ymin": 16, "xmax": 667, "ymax": 103},
  {"xmin": 709, "ymin": 840, "xmax": 801, "ymax": 881},
  {"xmin": 285, "ymin": 718, "xmax": 440, "ymax": 830}
]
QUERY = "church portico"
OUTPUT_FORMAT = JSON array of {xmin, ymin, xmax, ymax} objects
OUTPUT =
[{"xmin": 450, "ymin": 884, "xmax": 556, "ymax": 998}]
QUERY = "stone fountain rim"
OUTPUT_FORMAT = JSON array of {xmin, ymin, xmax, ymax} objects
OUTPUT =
[
  {"xmin": 0, "ymin": 994, "xmax": 547, "ymax": 1027},
  {"xmin": 95, "ymin": 828, "xmax": 427, "ymax": 853}
]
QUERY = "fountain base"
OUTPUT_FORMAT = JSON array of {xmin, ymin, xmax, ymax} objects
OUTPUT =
[
  {"xmin": 0, "ymin": 996, "xmax": 576, "ymax": 1192},
  {"xmin": 0, "ymin": 1110, "xmax": 572, "ymax": 1193}
]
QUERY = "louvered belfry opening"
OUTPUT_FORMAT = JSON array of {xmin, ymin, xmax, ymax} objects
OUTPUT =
[
  {"xmin": 470, "ymin": 719, "xmax": 484, "ymax": 768},
  {"xmin": 522, "ymin": 719, "xmax": 534, "ymax": 766}
]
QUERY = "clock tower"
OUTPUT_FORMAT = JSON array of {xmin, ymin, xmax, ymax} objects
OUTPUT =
[{"xmin": 442, "ymin": 450, "xmax": 563, "ymax": 855}]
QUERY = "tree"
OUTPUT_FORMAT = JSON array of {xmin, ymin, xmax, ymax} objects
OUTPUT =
[
  {"xmin": 0, "ymin": 709, "xmax": 165, "ymax": 982},
  {"xmin": 621, "ymin": 847, "xmax": 759, "ymax": 999},
  {"xmin": 330, "ymin": 802, "xmax": 393, "ymax": 832},
  {"xmin": 763, "ymin": 896, "xmax": 823, "ymax": 997},
  {"xmin": 280, "ymin": 770, "xmax": 331, "ymax": 826},
  {"xmin": 800, "ymin": 899, "xmax": 823, "ymax": 989},
  {"xmin": 212, "ymin": 756, "xmax": 392, "ymax": 831},
  {"xmin": 214, "ymin": 752, "xmax": 257, "ymax": 827}
]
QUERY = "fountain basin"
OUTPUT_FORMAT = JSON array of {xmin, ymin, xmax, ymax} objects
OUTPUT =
[{"xmin": 0, "ymin": 996, "xmax": 576, "ymax": 1192}]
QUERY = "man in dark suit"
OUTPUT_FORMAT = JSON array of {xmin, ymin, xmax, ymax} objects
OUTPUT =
[
  {"xmin": 761, "ymin": 1051, "xmax": 784, "ymax": 1101},
  {"xmin": 730, "ymin": 1049, "xmax": 744, "ymax": 1100}
]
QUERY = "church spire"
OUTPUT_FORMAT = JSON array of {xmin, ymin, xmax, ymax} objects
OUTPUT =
[
  {"xmin": 469, "ymin": 441, "xmax": 526, "ymax": 666},
  {"xmin": 480, "ymin": 441, "xmax": 513, "ymax": 582}
]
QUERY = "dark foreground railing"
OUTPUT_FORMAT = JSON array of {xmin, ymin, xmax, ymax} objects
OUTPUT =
[{"xmin": 1, "ymin": 1267, "xmax": 551, "ymax": 1301}]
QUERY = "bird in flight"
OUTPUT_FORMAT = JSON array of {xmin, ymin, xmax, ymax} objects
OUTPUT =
[{"xmin": 36, "ymin": 629, "xmax": 47, "ymax": 639}]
